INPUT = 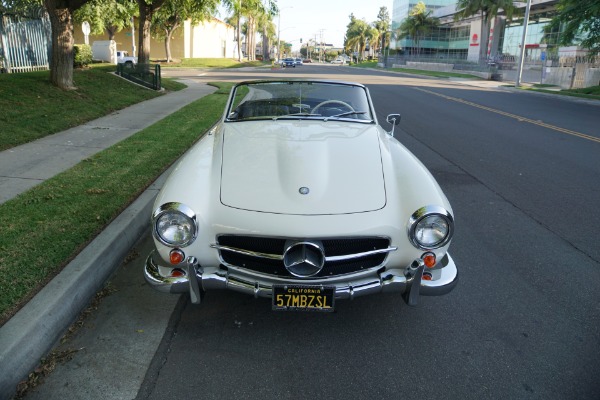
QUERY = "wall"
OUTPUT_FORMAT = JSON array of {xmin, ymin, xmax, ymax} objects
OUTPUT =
[
  {"xmin": 74, "ymin": 18, "xmax": 234, "ymax": 61},
  {"xmin": 184, "ymin": 19, "xmax": 234, "ymax": 59}
]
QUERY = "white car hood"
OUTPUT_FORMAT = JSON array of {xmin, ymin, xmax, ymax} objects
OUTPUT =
[{"xmin": 220, "ymin": 121, "xmax": 386, "ymax": 215}]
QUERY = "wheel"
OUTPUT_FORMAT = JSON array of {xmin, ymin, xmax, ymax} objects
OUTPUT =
[{"xmin": 312, "ymin": 100, "xmax": 354, "ymax": 115}]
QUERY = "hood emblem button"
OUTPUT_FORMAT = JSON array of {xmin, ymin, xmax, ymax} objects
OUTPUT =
[{"xmin": 299, "ymin": 187, "xmax": 310, "ymax": 195}]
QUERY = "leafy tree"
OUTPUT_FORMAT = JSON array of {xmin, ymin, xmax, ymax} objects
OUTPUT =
[
  {"xmin": 151, "ymin": 0, "xmax": 218, "ymax": 62},
  {"xmin": 396, "ymin": 1, "xmax": 438, "ymax": 56},
  {"xmin": 325, "ymin": 49, "xmax": 338, "ymax": 62},
  {"xmin": 0, "ymin": 0, "xmax": 43, "ymax": 15},
  {"xmin": 455, "ymin": 0, "xmax": 516, "ymax": 60},
  {"xmin": 74, "ymin": 0, "xmax": 138, "ymax": 41},
  {"xmin": 546, "ymin": 0, "xmax": 600, "ymax": 55}
]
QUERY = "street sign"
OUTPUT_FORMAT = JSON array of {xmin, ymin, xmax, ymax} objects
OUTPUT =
[{"xmin": 82, "ymin": 21, "xmax": 90, "ymax": 45}]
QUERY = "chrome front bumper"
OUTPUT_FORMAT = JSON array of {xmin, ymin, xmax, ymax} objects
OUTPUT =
[{"xmin": 144, "ymin": 251, "xmax": 458, "ymax": 306}]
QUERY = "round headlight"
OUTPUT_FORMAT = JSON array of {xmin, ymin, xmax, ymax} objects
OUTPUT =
[
  {"xmin": 408, "ymin": 206, "xmax": 454, "ymax": 250},
  {"xmin": 153, "ymin": 203, "xmax": 197, "ymax": 247}
]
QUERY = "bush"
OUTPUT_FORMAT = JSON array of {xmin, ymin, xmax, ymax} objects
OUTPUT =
[{"xmin": 74, "ymin": 44, "xmax": 93, "ymax": 68}]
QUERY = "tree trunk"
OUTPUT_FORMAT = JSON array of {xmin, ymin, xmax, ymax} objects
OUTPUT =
[
  {"xmin": 107, "ymin": 26, "xmax": 116, "ymax": 41},
  {"xmin": 164, "ymin": 24, "xmax": 178, "ymax": 62},
  {"xmin": 136, "ymin": 0, "xmax": 166, "ymax": 64},
  {"xmin": 44, "ymin": 0, "xmax": 76, "ymax": 90},
  {"xmin": 164, "ymin": 28, "xmax": 171, "ymax": 62},
  {"xmin": 262, "ymin": 30, "xmax": 269, "ymax": 61},
  {"xmin": 246, "ymin": 17, "xmax": 253, "ymax": 61},
  {"xmin": 236, "ymin": 11, "xmax": 242, "ymax": 61},
  {"xmin": 137, "ymin": 2, "xmax": 151, "ymax": 64}
]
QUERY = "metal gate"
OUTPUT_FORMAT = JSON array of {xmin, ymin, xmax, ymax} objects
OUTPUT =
[{"xmin": 0, "ymin": 12, "xmax": 51, "ymax": 73}]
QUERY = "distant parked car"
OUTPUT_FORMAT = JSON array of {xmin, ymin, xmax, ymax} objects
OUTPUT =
[
  {"xmin": 303, "ymin": 59, "xmax": 312, "ymax": 63},
  {"xmin": 331, "ymin": 58, "xmax": 346, "ymax": 65},
  {"xmin": 295, "ymin": 58, "xmax": 303, "ymax": 66},
  {"xmin": 283, "ymin": 58, "xmax": 296, "ymax": 68}
]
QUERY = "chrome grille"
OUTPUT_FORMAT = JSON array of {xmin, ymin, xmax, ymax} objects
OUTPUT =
[{"xmin": 214, "ymin": 236, "xmax": 393, "ymax": 278}]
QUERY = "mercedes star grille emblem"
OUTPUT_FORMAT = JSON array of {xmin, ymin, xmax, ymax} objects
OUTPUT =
[{"xmin": 283, "ymin": 241, "xmax": 325, "ymax": 277}]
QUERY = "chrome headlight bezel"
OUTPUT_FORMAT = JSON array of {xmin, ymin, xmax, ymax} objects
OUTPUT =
[
  {"xmin": 407, "ymin": 206, "xmax": 454, "ymax": 250},
  {"xmin": 152, "ymin": 202, "xmax": 198, "ymax": 248}
]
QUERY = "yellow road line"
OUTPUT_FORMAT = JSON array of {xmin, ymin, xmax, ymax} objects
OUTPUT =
[{"xmin": 414, "ymin": 87, "xmax": 600, "ymax": 144}]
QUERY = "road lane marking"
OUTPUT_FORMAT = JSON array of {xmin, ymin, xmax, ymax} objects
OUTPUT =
[{"xmin": 413, "ymin": 87, "xmax": 600, "ymax": 144}]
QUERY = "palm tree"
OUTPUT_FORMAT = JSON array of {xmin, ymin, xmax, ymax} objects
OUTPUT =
[
  {"xmin": 455, "ymin": 0, "xmax": 516, "ymax": 61},
  {"xmin": 346, "ymin": 18, "xmax": 371, "ymax": 62},
  {"xmin": 369, "ymin": 27, "xmax": 380, "ymax": 57},
  {"xmin": 396, "ymin": 2, "xmax": 438, "ymax": 56},
  {"xmin": 223, "ymin": 0, "xmax": 243, "ymax": 61},
  {"xmin": 373, "ymin": 6, "xmax": 390, "ymax": 57}
]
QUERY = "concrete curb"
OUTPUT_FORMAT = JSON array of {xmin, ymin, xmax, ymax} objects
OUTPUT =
[
  {"xmin": 0, "ymin": 80, "xmax": 219, "ymax": 399},
  {"xmin": 0, "ymin": 187, "xmax": 159, "ymax": 399}
]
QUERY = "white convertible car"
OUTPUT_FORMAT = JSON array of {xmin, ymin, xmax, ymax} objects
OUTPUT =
[{"xmin": 144, "ymin": 80, "xmax": 458, "ymax": 311}]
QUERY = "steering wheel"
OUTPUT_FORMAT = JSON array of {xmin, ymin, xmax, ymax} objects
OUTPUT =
[{"xmin": 313, "ymin": 100, "xmax": 354, "ymax": 115}]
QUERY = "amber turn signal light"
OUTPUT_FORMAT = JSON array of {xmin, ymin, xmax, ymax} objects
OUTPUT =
[
  {"xmin": 422, "ymin": 272, "xmax": 432, "ymax": 281},
  {"xmin": 169, "ymin": 249, "xmax": 185, "ymax": 265},
  {"xmin": 421, "ymin": 252, "xmax": 436, "ymax": 268},
  {"xmin": 170, "ymin": 268, "xmax": 186, "ymax": 278}
]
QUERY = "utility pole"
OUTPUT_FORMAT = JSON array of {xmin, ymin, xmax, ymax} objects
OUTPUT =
[
  {"xmin": 319, "ymin": 29, "xmax": 324, "ymax": 63},
  {"xmin": 515, "ymin": 0, "xmax": 532, "ymax": 87},
  {"xmin": 131, "ymin": 17, "xmax": 136, "ymax": 56}
]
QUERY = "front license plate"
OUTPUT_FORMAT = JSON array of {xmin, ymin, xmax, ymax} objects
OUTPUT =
[{"xmin": 272, "ymin": 285, "xmax": 335, "ymax": 312}]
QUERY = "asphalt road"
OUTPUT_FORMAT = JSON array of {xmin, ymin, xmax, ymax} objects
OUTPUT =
[{"xmin": 26, "ymin": 64, "xmax": 600, "ymax": 400}]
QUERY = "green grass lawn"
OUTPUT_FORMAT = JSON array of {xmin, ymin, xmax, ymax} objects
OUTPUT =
[
  {"xmin": 0, "ymin": 78, "xmax": 233, "ymax": 324},
  {"xmin": 520, "ymin": 84, "xmax": 600, "ymax": 100},
  {"xmin": 0, "ymin": 65, "xmax": 186, "ymax": 152}
]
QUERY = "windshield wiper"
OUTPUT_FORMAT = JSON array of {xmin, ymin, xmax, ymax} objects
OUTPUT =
[
  {"xmin": 324, "ymin": 110, "xmax": 368, "ymax": 120},
  {"xmin": 272, "ymin": 112, "xmax": 321, "ymax": 120},
  {"xmin": 287, "ymin": 112, "xmax": 322, "ymax": 116}
]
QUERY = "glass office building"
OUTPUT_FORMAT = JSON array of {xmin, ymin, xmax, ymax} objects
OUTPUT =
[
  {"xmin": 391, "ymin": 0, "xmax": 457, "ymax": 48},
  {"xmin": 390, "ymin": 0, "xmax": 570, "ymax": 62}
]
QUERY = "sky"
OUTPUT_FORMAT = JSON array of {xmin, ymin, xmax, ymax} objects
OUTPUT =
[{"xmin": 217, "ymin": 0, "xmax": 393, "ymax": 52}]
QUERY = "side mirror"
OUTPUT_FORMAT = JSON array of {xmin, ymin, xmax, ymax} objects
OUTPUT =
[
  {"xmin": 386, "ymin": 114, "xmax": 401, "ymax": 125},
  {"xmin": 386, "ymin": 113, "xmax": 401, "ymax": 136}
]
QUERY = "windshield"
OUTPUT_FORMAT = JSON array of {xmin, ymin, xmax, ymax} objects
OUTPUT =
[{"xmin": 225, "ymin": 81, "xmax": 374, "ymax": 123}]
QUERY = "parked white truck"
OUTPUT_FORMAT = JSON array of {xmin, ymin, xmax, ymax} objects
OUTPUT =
[
  {"xmin": 91, "ymin": 40, "xmax": 137, "ymax": 66},
  {"xmin": 116, "ymin": 50, "xmax": 137, "ymax": 66}
]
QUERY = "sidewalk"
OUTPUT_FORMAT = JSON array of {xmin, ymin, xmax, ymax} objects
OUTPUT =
[
  {"xmin": 0, "ymin": 79, "xmax": 216, "ymax": 399},
  {"xmin": 0, "ymin": 79, "xmax": 217, "ymax": 205}
]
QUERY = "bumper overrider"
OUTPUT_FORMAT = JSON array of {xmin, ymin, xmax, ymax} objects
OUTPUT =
[{"xmin": 144, "ymin": 250, "xmax": 458, "ymax": 306}]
